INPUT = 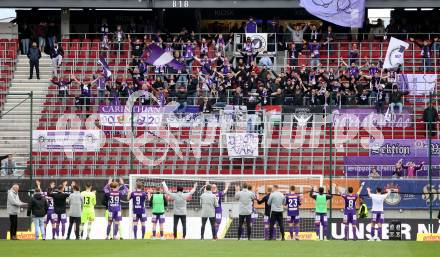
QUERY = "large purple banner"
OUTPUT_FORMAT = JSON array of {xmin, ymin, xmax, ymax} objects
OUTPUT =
[
  {"xmin": 344, "ymin": 156, "xmax": 440, "ymax": 177},
  {"xmin": 332, "ymin": 107, "xmax": 413, "ymax": 128},
  {"xmin": 369, "ymin": 139, "xmax": 440, "ymax": 157}
]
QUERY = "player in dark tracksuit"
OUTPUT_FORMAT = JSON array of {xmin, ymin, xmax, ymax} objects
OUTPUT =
[{"xmin": 257, "ymin": 187, "xmax": 273, "ymax": 240}]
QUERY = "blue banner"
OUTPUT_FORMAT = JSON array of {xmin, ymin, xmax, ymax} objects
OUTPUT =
[{"xmin": 360, "ymin": 179, "xmax": 440, "ymax": 209}]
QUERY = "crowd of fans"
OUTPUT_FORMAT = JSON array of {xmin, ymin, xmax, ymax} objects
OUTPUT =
[{"xmin": 17, "ymin": 17, "xmax": 438, "ymax": 134}]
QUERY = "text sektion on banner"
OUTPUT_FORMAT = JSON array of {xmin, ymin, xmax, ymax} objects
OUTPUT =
[
  {"xmin": 369, "ymin": 139, "xmax": 440, "ymax": 157},
  {"xmin": 245, "ymin": 33, "xmax": 268, "ymax": 53},
  {"xmin": 226, "ymin": 133, "xmax": 259, "ymax": 157},
  {"xmin": 398, "ymin": 74, "xmax": 437, "ymax": 95},
  {"xmin": 383, "ymin": 37, "xmax": 410, "ymax": 69},
  {"xmin": 344, "ymin": 157, "xmax": 440, "ymax": 177},
  {"xmin": 33, "ymin": 130, "xmax": 102, "ymax": 152},
  {"xmin": 99, "ymin": 105, "xmax": 164, "ymax": 127},
  {"xmin": 360, "ymin": 179, "xmax": 440, "ymax": 209}
]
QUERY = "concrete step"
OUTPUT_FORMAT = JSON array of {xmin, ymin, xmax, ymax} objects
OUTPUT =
[
  {"xmin": 13, "ymin": 75, "xmax": 52, "ymax": 80},
  {"xmin": 13, "ymin": 70, "xmax": 53, "ymax": 76}
]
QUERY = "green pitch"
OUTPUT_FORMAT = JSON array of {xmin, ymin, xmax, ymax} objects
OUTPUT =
[{"xmin": 1, "ymin": 240, "xmax": 438, "ymax": 257}]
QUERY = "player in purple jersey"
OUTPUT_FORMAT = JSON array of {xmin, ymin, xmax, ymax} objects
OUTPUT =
[
  {"xmin": 337, "ymin": 182, "xmax": 364, "ymax": 240},
  {"xmin": 285, "ymin": 186, "xmax": 301, "ymax": 240},
  {"xmin": 104, "ymin": 180, "xmax": 128, "ymax": 240},
  {"xmin": 36, "ymin": 180, "xmax": 57, "ymax": 239},
  {"xmin": 128, "ymin": 182, "xmax": 148, "ymax": 239},
  {"xmin": 210, "ymin": 182, "xmax": 230, "ymax": 235}
]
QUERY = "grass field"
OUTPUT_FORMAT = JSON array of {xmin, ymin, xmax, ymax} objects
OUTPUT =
[{"xmin": 1, "ymin": 240, "xmax": 438, "ymax": 257}]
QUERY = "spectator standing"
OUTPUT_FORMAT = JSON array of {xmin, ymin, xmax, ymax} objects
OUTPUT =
[
  {"xmin": 423, "ymin": 102, "xmax": 439, "ymax": 136},
  {"xmin": 258, "ymin": 51, "xmax": 273, "ymax": 68},
  {"xmin": 27, "ymin": 188, "xmax": 48, "ymax": 240},
  {"xmin": 27, "ymin": 42, "xmax": 41, "ymax": 80},
  {"xmin": 46, "ymin": 22, "xmax": 57, "ymax": 49},
  {"xmin": 36, "ymin": 21, "xmax": 47, "ymax": 53},
  {"xmin": 404, "ymin": 161, "xmax": 424, "ymax": 177},
  {"xmin": 50, "ymin": 43, "xmax": 64, "ymax": 77},
  {"xmin": 20, "ymin": 24, "xmax": 31, "ymax": 55},
  {"xmin": 95, "ymin": 74, "xmax": 109, "ymax": 104},
  {"xmin": 66, "ymin": 185, "xmax": 83, "ymax": 240},
  {"xmin": 410, "ymin": 37, "xmax": 439, "ymax": 72},
  {"xmin": 7, "ymin": 184, "xmax": 27, "ymax": 240},
  {"xmin": 286, "ymin": 23, "xmax": 308, "ymax": 54},
  {"xmin": 245, "ymin": 17, "xmax": 258, "ymax": 33},
  {"xmin": 369, "ymin": 167, "xmax": 380, "ymax": 178},
  {"xmin": 113, "ymin": 25, "xmax": 126, "ymax": 53}
]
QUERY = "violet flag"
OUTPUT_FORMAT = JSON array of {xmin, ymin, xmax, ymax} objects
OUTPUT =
[
  {"xmin": 141, "ymin": 44, "xmax": 184, "ymax": 70},
  {"xmin": 299, "ymin": 0, "xmax": 365, "ymax": 28},
  {"xmin": 97, "ymin": 57, "xmax": 112, "ymax": 78}
]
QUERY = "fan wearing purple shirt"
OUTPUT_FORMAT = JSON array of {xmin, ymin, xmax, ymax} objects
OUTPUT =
[
  {"xmin": 211, "ymin": 182, "xmax": 230, "ymax": 236},
  {"xmin": 285, "ymin": 185, "xmax": 301, "ymax": 240},
  {"xmin": 337, "ymin": 182, "xmax": 364, "ymax": 240},
  {"xmin": 128, "ymin": 182, "xmax": 148, "ymax": 239}
]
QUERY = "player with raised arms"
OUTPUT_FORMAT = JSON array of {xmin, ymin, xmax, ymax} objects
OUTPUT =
[
  {"xmin": 80, "ymin": 182, "xmax": 96, "ymax": 240},
  {"xmin": 128, "ymin": 182, "xmax": 148, "ymax": 240},
  {"xmin": 35, "ymin": 180, "xmax": 56, "ymax": 239},
  {"xmin": 367, "ymin": 186, "xmax": 391, "ymax": 241},
  {"xmin": 162, "ymin": 181, "xmax": 198, "ymax": 240},
  {"xmin": 149, "ymin": 185, "xmax": 167, "ymax": 240},
  {"xmin": 104, "ymin": 178, "xmax": 128, "ymax": 240},
  {"xmin": 210, "ymin": 182, "xmax": 230, "ymax": 236},
  {"xmin": 285, "ymin": 185, "xmax": 301, "ymax": 240},
  {"xmin": 309, "ymin": 186, "xmax": 332, "ymax": 240},
  {"xmin": 337, "ymin": 182, "xmax": 365, "ymax": 240}
]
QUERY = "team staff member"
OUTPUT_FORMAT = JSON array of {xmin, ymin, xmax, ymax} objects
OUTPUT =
[
  {"xmin": 235, "ymin": 184, "xmax": 256, "ymax": 241},
  {"xmin": 200, "ymin": 184, "xmax": 218, "ymax": 240},
  {"xmin": 163, "ymin": 181, "xmax": 198, "ymax": 240},
  {"xmin": 66, "ymin": 185, "xmax": 83, "ymax": 240},
  {"xmin": 7, "ymin": 184, "xmax": 27, "ymax": 240},
  {"xmin": 268, "ymin": 185, "xmax": 286, "ymax": 241}
]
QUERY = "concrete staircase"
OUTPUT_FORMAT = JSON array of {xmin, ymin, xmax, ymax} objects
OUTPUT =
[{"xmin": 0, "ymin": 54, "xmax": 52, "ymax": 166}]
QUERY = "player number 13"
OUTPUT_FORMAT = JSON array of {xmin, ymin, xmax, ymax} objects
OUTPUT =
[{"xmin": 172, "ymin": 1, "xmax": 189, "ymax": 7}]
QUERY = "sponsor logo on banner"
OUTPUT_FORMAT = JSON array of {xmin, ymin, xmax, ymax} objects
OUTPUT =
[
  {"xmin": 331, "ymin": 219, "xmax": 440, "ymax": 240},
  {"xmin": 98, "ymin": 105, "xmax": 164, "ymax": 127},
  {"xmin": 417, "ymin": 233, "xmax": 440, "ymax": 241},
  {"xmin": 33, "ymin": 130, "xmax": 101, "ymax": 152},
  {"xmin": 226, "ymin": 133, "xmax": 259, "ymax": 157},
  {"xmin": 245, "ymin": 33, "xmax": 268, "ymax": 52}
]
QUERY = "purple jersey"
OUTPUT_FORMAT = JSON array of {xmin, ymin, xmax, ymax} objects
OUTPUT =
[
  {"xmin": 43, "ymin": 192, "xmax": 55, "ymax": 211},
  {"xmin": 342, "ymin": 194, "xmax": 358, "ymax": 214},
  {"xmin": 213, "ymin": 191, "xmax": 223, "ymax": 213},
  {"xmin": 107, "ymin": 190, "xmax": 124, "ymax": 212},
  {"xmin": 285, "ymin": 193, "xmax": 301, "ymax": 216},
  {"xmin": 131, "ymin": 191, "xmax": 147, "ymax": 214}
]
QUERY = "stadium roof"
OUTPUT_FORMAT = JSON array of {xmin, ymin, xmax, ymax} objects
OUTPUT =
[{"xmin": 1, "ymin": 0, "xmax": 440, "ymax": 9}]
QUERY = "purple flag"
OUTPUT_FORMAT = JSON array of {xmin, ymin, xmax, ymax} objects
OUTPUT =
[
  {"xmin": 97, "ymin": 57, "xmax": 112, "ymax": 78},
  {"xmin": 299, "ymin": 0, "xmax": 365, "ymax": 28},
  {"xmin": 141, "ymin": 44, "xmax": 184, "ymax": 71}
]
